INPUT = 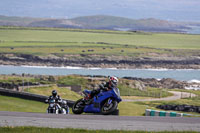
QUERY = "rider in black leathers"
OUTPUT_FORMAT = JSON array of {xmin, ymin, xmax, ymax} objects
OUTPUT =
[
  {"xmin": 46, "ymin": 90, "xmax": 62, "ymax": 103},
  {"xmin": 45, "ymin": 90, "xmax": 63, "ymax": 112},
  {"xmin": 89, "ymin": 76, "xmax": 118, "ymax": 100}
]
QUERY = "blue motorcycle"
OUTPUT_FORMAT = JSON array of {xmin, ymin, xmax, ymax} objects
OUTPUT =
[{"xmin": 72, "ymin": 87, "xmax": 122, "ymax": 115}]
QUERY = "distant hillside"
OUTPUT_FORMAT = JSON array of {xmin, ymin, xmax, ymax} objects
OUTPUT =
[
  {"xmin": 70, "ymin": 15, "xmax": 189, "ymax": 32},
  {"xmin": 0, "ymin": 15, "xmax": 46, "ymax": 26},
  {"xmin": 0, "ymin": 15, "xmax": 196, "ymax": 33}
]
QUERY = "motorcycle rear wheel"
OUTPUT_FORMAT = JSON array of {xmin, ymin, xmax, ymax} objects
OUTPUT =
[
  {"xmin": 72, "ymin": 98, "xmax": 85, "ymax": 114},
  {"xmin": 101, "ymin": 99, "xmax": 118, "ymax": 115}
]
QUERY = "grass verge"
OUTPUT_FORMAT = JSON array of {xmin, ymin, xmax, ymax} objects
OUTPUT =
[
  {"xmin": 0, "ymin": 126, "xmax": 198, "ymax": 133},
  {"xmin": 24, "ymin": 85, "xmax": 82, "ymax": 101},
  {"xmin": 0, "ymin": 95, "xmax": 47, "ymax": 112}
]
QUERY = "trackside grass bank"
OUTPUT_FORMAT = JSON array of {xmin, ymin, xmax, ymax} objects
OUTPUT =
[
  {"xmin": 0, "ymin": 95, "xmax": 47, "ymax": 112},
  {"xmin": 0, "ymin": 127, "xmax": 198, "ymax": 133},
  {"xmin": 24, "ymin": 85, "xmax": 82, "ymax": 101}
]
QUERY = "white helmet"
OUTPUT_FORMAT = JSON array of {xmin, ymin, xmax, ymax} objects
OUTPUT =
[
  {"xmin": 62, "ymin": 100, "xmax": 67, "ymax": 105},
  {"xmin": 109, "ymin": 76, "xmax": 118, "ymax": 88}
]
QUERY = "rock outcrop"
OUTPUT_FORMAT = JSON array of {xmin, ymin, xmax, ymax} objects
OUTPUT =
[
  {"xmin": 1, "ymin": 53, "xmax": 200, "ymax": 69},
  {"xmin": 123, "ymin": 77, "xmax": 200, "ymax": 89}
]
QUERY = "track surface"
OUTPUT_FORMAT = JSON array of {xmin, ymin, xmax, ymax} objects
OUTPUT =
[
  {"xmin": 0, "ymin": 111, "xmax": 200, "ymax": 131},
  {"xmin": 123, "ymin": 91, "xmax": 196, "ymax": 102}
]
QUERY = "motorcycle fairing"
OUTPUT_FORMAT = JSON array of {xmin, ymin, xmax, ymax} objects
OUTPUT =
[{"xmin": 83, "ymin": 90, "xmax": 115, "ymax": 113}]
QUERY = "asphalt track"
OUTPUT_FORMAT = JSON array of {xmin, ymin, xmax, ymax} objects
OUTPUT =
[
  {"xmin": 0, "ymin": 111, "xmax": 200, "ymax": 131},
  {"xmin": 123, "ymin": 91, "xmax": 197, "ymax": 102}
]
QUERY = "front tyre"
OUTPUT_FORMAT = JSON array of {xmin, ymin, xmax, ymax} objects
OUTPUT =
[
  {"xmin": 101, "ymin": 99, "xmax": 118, "ymax": 115},
  {"xmin": 72, "ymin": 99, "xmax": 84, "ymax": 114}
]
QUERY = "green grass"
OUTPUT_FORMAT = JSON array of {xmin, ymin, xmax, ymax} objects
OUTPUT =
[
  {"xmin": 57, "ymin": 75, "xmax": 90, "ymax": 89},
  {"xmin": 24, "ymin": 85, "xmax": 82, "ymax": 101},
  {"xmin": 134, "ymin": 96, "xmax": 200, "ymax": 116},
  {"xmin": 0, "ymin": 27, "xmax": 199, "ymax": 49},
  {"xmin": 0, "ymin": 95, "xmax": 47, "ymax": 112},
  {"xmin": 118, "ymin": 79, "xmax": 172, "ymax": 97},
  {"xmin": 0, "ymin": 27, "xmax": 200, "ymax": 56},
  {"xmin": 0, "ymin": 75, "xmax": 52, "ymax": 84},
  {"xmin": 0, "ymin": 75, "xmax": 33, "ymax": 84},
  {"xmin": 120, "ymin": 90, "xmax": 200, "ymax": 116},
  {"xmin": 135, "ymin": 89, "xmax": 200, "ymax": 108},
  {"xmin": 119, "ymin": 86, "xmax": 172, "ymax": 98},
  {"xmin": 173, "ymin": 89, "xmax": 200, "ymax": 96},
  {"xmin": 118, "ymin": 102, "xmax": 147, "ymax": 116},
  {"xmin": 0, "ymin": 126, "xmax": 198, "ymax": 133}
]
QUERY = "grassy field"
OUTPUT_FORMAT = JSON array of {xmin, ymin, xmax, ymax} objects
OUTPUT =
[
  {"xmin": 24, "ymin": 85, "xmax": 82, "ymax": 101},
  {"xmin": 0, "ymin": 95, "xmax": 47, "ymax": 112},
  {"xmin": 0, "ymin": 75, "xmax": 41, "ymax": 84},
  {"xmin": 0, "ymin": 26, "xmax": 200, "ymax": 56},
  {"xmin": 0, "ymin": 126, "xmax": 198, "ymax": 133}
]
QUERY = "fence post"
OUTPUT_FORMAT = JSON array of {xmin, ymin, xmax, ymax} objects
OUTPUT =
[
  {"xmin": 160, "ymin": 90, "xmax": 162, "ymax": 98},
  {"xmin": 181, "ymin": 92, "xmax": 182, "ymax": 99}
]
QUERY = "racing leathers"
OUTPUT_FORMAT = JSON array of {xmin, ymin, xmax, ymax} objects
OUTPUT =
[
  {"xmin": 45, "ymin": 95, "xmax": 62, "ymax": 112},
  {"xmin": 89, "ymin": 82, "xmax": 112, "ymax": 99}
]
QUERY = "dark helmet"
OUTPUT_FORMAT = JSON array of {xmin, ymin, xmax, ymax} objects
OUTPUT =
[
  {"xmin": 109, "ymin": 76, "xmax": 118, "ymax": 88},
  {"xmin": 52, "ymin": 90, "xmax": 57, "ymax": 97}
]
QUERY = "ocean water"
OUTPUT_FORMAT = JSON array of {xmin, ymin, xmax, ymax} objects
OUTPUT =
[
  {"xmin": 186, "ymin": 26, "xmax": 200, "ymax": 34},
  {"xmin": 0, "ymin": 65, "xmax": 200, "ymax": 82}
]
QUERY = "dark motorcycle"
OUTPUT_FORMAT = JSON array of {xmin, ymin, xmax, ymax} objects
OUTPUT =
[{"xmin": 45, "ymin": 99, "xmax": 69, "ymax": 114}]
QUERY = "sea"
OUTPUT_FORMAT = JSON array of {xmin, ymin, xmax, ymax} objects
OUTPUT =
[{"xmin": 0, "ymin": 65, "xmax": 200, "ymax": 81}]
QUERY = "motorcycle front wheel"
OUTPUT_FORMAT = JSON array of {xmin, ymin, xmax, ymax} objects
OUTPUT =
[
  {"xmin": 72, "ymin": 98, "xmax": 85, "ymax": 114},
  {"xmin": 47, "ymin": 108, "xmax": 54, "ymax": 113},
  {"xmin": 101, "ymin": 99, "xmax": 118, "ymax": 115}
]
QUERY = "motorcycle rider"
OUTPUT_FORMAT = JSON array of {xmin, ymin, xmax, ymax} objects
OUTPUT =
[
  {"xmin": 88, "ymin": 76, "xmax": 119, "ymax": 101},
  {"xmin": 61, "ymin": 100, "xmax": 69, "ymax": 114},
  {"xmin": 45, "ymin": 90, "xmax": 63, "ymax": 113}
]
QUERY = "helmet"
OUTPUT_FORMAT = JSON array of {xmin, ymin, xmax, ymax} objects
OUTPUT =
[
  {"xmin": 63, "ymin": 100, "xmax": 67, "ymax": 104},
  {"xmin": 109, "ymin": 76, "xmax": 118, "ymax": 88},
  {"xmin": 62, "ymin": 100, "xmax": 67, "ymax": 105},
  {"xmin": 52, "ymin": 90, "xmax": 57, "ymax": 97}
]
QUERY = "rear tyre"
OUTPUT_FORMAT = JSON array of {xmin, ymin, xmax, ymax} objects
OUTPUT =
[
  {"xmin": 101, "ymin": 99, "xmax": 118, "ymax": 115},
  {"xmin": 72, "ymin": 99, "xmax": 85, "ymax": 114}
]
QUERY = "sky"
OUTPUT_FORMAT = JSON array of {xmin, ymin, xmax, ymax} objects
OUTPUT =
[{"xmin": 0, "ymin": 0, "xmax": 200, "ymax": 21}]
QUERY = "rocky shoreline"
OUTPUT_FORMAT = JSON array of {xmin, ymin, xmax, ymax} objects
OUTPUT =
[
  {"xmin": 1, "ymin": 53, "xmax": 200, "ymax": 69},
  {"xmin": 123, "ymin": 77, "xmax": 200, "ymax": 90}
]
